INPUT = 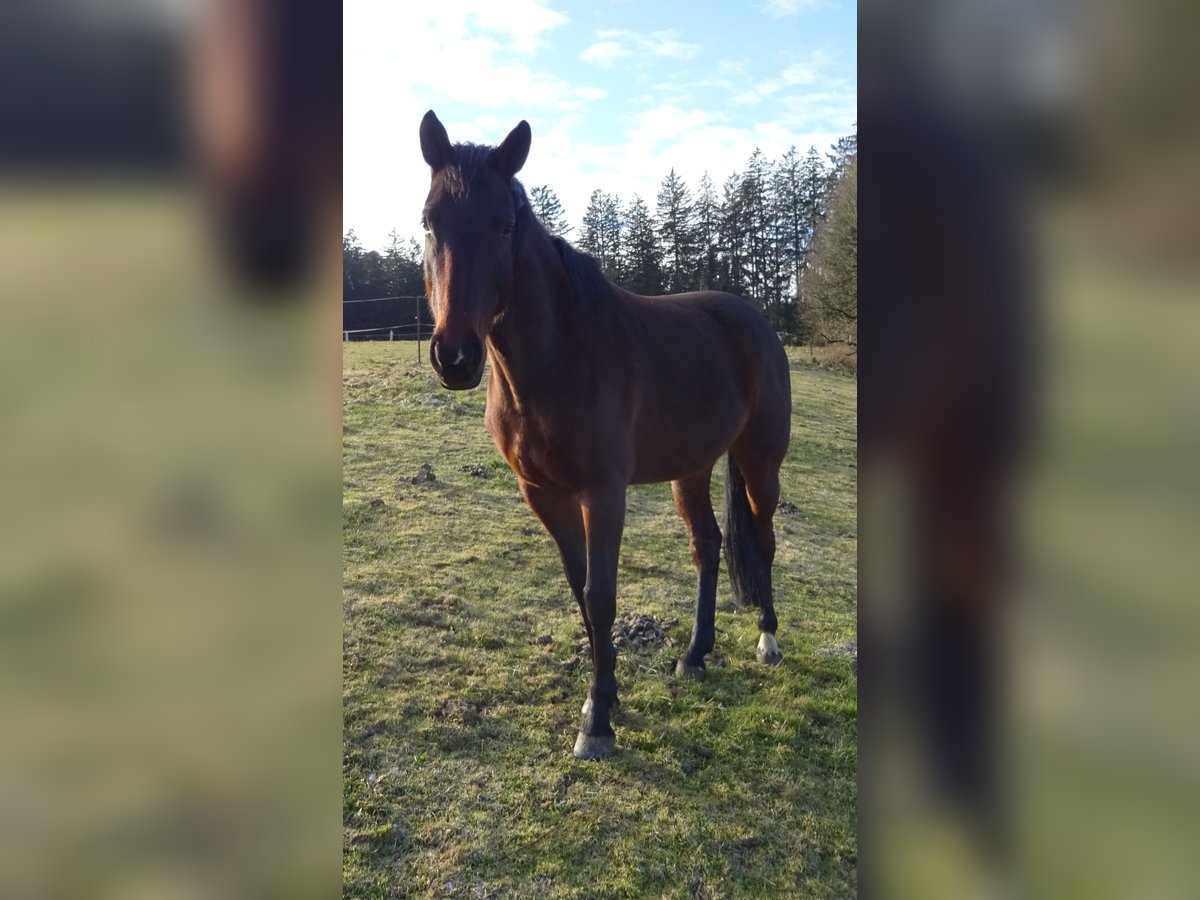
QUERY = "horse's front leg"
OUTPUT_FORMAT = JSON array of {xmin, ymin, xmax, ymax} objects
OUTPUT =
[
  {"xmin": 519, "ymin": 480, "xmax": 590, "ymax": 651},
  {"xmin": 573, "ymin": 484, "xmax": 626, "ymax": 760}
]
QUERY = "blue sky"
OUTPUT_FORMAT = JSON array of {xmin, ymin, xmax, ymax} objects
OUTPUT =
[{"xmin": 344, "ymin": 0, "xmax": 856, "ymax": 251}]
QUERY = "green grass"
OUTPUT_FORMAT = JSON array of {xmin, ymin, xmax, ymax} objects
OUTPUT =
[{"xmin": 343, "ymin": 343, "xmax": 857, "ymax": 898}]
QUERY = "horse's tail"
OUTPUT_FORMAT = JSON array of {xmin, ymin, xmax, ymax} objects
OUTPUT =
[{"xmin": 723, "ymin": 453, "xmax": 770, "ymax": 609}]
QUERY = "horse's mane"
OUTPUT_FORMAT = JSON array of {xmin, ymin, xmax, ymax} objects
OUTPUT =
[
  {"xmin": 448, "ymin": 141, "xmax": 611, "ymax": 307},
  {"xmin": 549, "ymin": 235, "xmax": 612, "ymax": 307}
]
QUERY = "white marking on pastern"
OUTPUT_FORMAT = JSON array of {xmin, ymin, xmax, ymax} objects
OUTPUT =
[{"xmin": 757, "ymin": 633, "xmax": 780, "ymax": 657}]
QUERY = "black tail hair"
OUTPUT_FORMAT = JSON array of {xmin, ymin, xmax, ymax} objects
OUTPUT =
[{"xmin": 723, "ymin": 454, "xmax": 770, "ymax": 608}]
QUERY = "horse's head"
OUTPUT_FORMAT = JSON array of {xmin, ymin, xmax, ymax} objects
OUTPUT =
[{"xmin": 419, "ymin": 111, "xmax": 531, "ymax": 390}]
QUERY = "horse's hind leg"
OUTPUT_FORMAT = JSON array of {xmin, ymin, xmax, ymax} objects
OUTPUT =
[
  {"xmin": 671, "ymin": 468, "xmax": 721, "ymax": 681},
  {"xmin": 729, "ymin": 443, "xmax": 784, "ymax": 666}
]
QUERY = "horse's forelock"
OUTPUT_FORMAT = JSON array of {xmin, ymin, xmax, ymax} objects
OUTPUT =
[
  {"xmin": 440, "ymin": 165, "xmax": 469, "ymax": 199},
  {"xmin": 439, "ymin": 143, "xmax": 527, "ymax": 211}
]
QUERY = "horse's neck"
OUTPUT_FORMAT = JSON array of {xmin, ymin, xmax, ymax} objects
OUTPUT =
[{"xmin": 488, "ymin": 233, "xmax": 580, "ymax": 395}]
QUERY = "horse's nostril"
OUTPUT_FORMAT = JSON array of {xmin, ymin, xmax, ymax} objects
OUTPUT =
[
  {"xmin": 431, "ymin": 336, "xmax": 454, "ymax": 371},
  {"xmin": 431, "ymin": 334, "xmax": 482, "ymax": 385},
  {"xmin": 438, "ymin": 338, "xmax": 480, "ymax": 370}
]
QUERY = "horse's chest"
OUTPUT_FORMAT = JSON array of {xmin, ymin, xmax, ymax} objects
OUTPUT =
[{"xmin": 486, "ymin": 406, "xmax": 581, "ymax": 490}]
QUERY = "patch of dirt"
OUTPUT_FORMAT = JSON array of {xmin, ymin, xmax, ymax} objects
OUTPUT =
[
  {"xmin": 778, "ymin": 499, "xmax": 802, "ymax": 517},
  {"xmin": 458, "ymin": 463, "xmax": 489, "ymax": 478},
  {"xmin": 726, "ymin": 835, "xmax": 765, "ymax": 873},
  {"xmin": 356, "ymin": 721, "xmax": 386, "ymax": 743},
  {"xmin": 571, "ymin": 614, "xmax": 681, "ymax": 655},
  {"xmin": 345, "ymin": 823, "xmax": 405, "ymax": 849},
  {"xmin": 433, "ymin": 697, "xmax": 483, "ymax": 724},
  {"xmin": 410, "ymin": 463, "xmax": 437, "ymax": 484},
  {"xmin": 815, "ymin": 639, "xmax": 857, "ymax": 662},
  {"xmin": 611, "ymin": 613, "xmax": 679, "ymax": 650},
  {"xmin": 416, "ymin": 395, "xmax": 453, "ymax": 410}
]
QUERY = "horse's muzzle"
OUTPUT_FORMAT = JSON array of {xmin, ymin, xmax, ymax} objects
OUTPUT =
[{"xmin": 431, "ymin": 333, "xmax": 484, "ymax": 390}]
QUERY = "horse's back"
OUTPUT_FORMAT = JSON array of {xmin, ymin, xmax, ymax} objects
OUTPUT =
[{"xmin": 630, "ymin": 289, "xmax": 789, "ymax": 407}]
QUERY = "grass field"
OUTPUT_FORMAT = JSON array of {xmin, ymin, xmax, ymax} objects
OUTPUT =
[{"xmin": 343, "ymin": 342, "xmax": 857, "ymax": 898}]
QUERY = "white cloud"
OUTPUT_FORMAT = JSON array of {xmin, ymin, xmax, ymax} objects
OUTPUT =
[
  {"xmin": 579, "ymin": 41, "xmax": 628, "ymax": 67},
  {"xmin": 344, "ymin": 0, "xmax": 598, "ymax": 249},
  {"xmin": 379, "ymin": 0, "xmax": 570, "ymax": 55},
  {"xmin": 626, "ymin": 105, "xmax": 716, "ymax": 149},
  {"xmin": 579, "ymin": 29, "xmax": 701, "ymax": 68},
  {"xmin": 759, "ymin": 0, "xmax": 827, "ymax": 18},
  {"xmin": 345, "ymin": 2, "xmax": 575, "ymax": 111},
  {"xmin": 780, "ymin": 53, "xmax": 832, "ymax": 85},
  {"xmin": 658, "ymin": 38, "xmax": 700, "ymax": 60},
  {"xmin": 467, "ymin": 0, "xmax": 569, "ymax": 53},
  {"xmin": 730, "ymin": 49, "xmax": 840, "ymax": 106}
]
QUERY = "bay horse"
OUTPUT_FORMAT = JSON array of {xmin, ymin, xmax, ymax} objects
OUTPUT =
[{"xmin": 418, "ymin": 111, "xmax": 792, "ymax": 759}]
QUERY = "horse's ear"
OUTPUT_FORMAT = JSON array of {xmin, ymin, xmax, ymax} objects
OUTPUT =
[
  {"xmin": 420, "ymin": 110, "xmax": 453, "ymax": 170},
  {"xmin": 490, "ymin": 120, "xmax": 531, "ymax": 179}
]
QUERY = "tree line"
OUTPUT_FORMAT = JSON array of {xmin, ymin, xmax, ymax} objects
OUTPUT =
[
  {"xmin": 343, "ymin": 129, "xmax": 856, "ymax": 346},
  {"xmin": 342, "ymin": 230, "xmax": 425, "ymax": 301}
]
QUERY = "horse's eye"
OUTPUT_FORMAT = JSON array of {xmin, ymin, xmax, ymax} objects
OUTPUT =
[
  {"xmin": 421, "ymin": 216, "xmax": 431, "ymax": 233},
  {"xmin": 502, "ymin": 221, "xmax": 514, "ymax": 237}
]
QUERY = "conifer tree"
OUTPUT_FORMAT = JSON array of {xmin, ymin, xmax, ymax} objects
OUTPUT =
[
  {"xmin": 655, "ymin": 168, "xmax": 697, "ymax": 293},
  {"xmin": 529, "ymin": 185, "xmax": 573, "ymax": 237},
  {"xmin": 693, "ymin": 171, "xmax": 720, "ymax": 290},
  {"xmin": 620, "ymin": 195, "xmax": 664, "ymax": 295},
  {"xmin": 717, "ymin": 171, "xmax": 748, "ymax": 298},
  {"xmin": 579, "ymin": 190, "xmax": 623, "ymax": 281}
]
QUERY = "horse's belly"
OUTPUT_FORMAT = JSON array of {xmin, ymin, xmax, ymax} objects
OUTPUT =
[
  {"xmin": 629, "ymin": 448, "xmax": 725, "ymax": 484},
  {"xmin": 628, "ymin": 413, "xmax": 744, "ymax": 484}
]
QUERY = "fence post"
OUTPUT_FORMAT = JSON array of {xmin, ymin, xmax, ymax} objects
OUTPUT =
[
  {"xmin": 415, "ymin": 311, "xmax": 421, "ymax": 365},
  {"xmin": 389, "ymin": 329, "xmax": 394, "ymax": 341},
  {"xmin": 343, "ymin": 331, "xmax": 348, "ymax": 342}
]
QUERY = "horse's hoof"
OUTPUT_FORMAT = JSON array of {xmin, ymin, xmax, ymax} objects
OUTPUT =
[
  {"xmin": 573, "ymin": 732, "xmax": 616, "ymax": 760},
  {"xmin": 675, "ymin": 658, "xmax": 707, "ymax": 681},
  {"xmin": 756, "ymin": 633, "xmax": 783, "ymax": 667}
]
